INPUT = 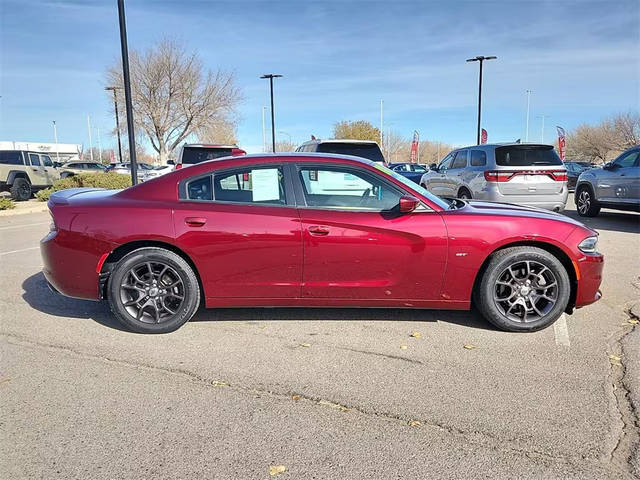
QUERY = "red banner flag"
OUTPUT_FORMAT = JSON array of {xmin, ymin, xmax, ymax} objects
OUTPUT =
[
  {"xmin": 410, "ymin": 130, "xmax": 419, "ymax": 163},
  {"xmin": 556, "ymin": 126, "xmax": 566, "ymax": 161},
  {"xmin": 481, "ymin": 128, "xmax": 488, "ymax": 144}
]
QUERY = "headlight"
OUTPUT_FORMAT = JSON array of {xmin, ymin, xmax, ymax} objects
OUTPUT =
[{"xmin": 578, "ymin": 236, "xmax": 598, "ymax": 254}]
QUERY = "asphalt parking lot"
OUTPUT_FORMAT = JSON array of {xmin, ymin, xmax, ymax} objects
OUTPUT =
[{"xmin": 1, "ymin": 198, "xmax": 639, "ymax": 479}]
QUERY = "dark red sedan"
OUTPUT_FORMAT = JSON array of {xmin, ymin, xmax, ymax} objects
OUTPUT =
[{"xmin": 40, "ymin": 154, "xmax": 603, "ymax": 334}]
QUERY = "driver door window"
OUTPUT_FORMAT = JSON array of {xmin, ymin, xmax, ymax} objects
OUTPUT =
[{"xmin": 298, "ymin": 166, "xmax": 401, "ymax": 211}]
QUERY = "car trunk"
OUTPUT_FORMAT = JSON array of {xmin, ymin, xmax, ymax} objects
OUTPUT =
[{"xmin": 492, "ymin": 145, "xmax": 566, "ymax": 196}]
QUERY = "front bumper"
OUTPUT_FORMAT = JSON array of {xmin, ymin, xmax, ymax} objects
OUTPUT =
[{"xmin": 573, "ymin": 253, "xmax": 605, "ymax": 308}]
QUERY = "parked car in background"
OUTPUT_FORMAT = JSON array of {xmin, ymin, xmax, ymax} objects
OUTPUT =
[
  {"xmin": 295, "ymin": 139, "xmax": 385, "ymax": 164},
  {"xmin": 388, "ymin": 162, "xmax": 428, "ymax": 184},
  {"xmin": 106, "ymin": 162, "xmax": 158, "ymax": 181},
  {"xmin": 564, "ymin": 161, "xmax": 592, "ymax": 191},
  {"xmin": 144, "ymin": 164, "xmax": 174, "ymax": 180},
  {"xmin": 419, "ymin": 143, "xmax": 568, "ymax": 212},
  {"xmin": 575, "ymin": 145, "xmax": 640, "ymax": 217},
  {"xmin": 41, "ymin": 153, "xmax": 603, "ymax": 335},
  {"xmin": 0, "ymin": 149, "xmax": 60, "ymax": 200},
  {"xmin": 172, "ymin": 144, "xmax": 246, "ymax": 170},
  {"xmin": 59, "ymin": 161, "xmax": 108, "ymax": 178}
]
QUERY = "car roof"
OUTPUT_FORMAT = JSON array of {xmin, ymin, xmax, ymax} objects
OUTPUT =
[{"xmin": 299, "ymin": 139, "xmax": 379, "ymax": 146}]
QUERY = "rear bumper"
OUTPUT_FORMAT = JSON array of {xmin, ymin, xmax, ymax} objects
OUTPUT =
[
  {"xmin": 40, "ymin": 230, "xmax": 108, "ymax": 301},
  {"xmin": 476, "ymin": 186, "xmax": 568, "ymax": 212},
  {"xmin": 574, "ymin": 253, "xmax": 604, "ymax": 308}
]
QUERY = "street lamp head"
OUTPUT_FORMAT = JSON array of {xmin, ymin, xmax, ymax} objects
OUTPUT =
[
  {"xmin": 260, "ymin": 74, "xmax": 283, "ymax": 79},
  {"xmin": 466, "ymin": 56, "xmax": 497, "ymax": 62}
]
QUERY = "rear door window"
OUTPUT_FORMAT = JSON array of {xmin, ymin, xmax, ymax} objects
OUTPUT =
[
  {"xmin": 0, "ymin": 151, "xmax": 24, "ymax": 165},
  {"xmin": 213, "ymin": 166, "xmax": 286, "ymax": 205},
  {"xmin": 495, "ymin": 146, "xmax": 562, "ymax": 166},
  {"xmin": 470, "ymin": 150, "xmax": 487, "ymax": 166},
  {"xmin": 181, "ymin": 146, "xmax": 233, "ymax": 165},
  {"xmin": 451, "ymin": 151, "xmax": 468, "ymax": 169},
  {"xmin": 28, "ymin": 153, "xmax": 41, "ymax": 166}
]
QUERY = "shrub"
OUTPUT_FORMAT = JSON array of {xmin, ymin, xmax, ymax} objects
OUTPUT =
[
  {"xmin": 36, "ymin": 172, "xmax": 133, "ymax": 202},
  {"xmin": 0, "ymin": 197, "xmax": 15, "ymax": 210}
]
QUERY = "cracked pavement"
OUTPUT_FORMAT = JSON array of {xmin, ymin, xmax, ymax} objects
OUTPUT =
[{"xmin": 1, "ymin": 199, "xmax": 638, "ymax": 479}]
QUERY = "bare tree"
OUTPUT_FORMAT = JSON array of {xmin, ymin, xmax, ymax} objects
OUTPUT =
[
  {"xmin": 106, "ymin": 38, "xmax": 241, "ymax": 163},
  {"xmin": 275, "ymin": 140, "xmax": 297, "ymax": 152},
  {"xmin": 197, "ymin": 118, "xmax": 238, "ymax": 145},
  {"xmin": 611, "ymin": 112, "xmax": 640, "ymax": 149}
]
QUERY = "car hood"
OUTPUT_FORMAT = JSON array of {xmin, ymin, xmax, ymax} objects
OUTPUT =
[{"xmin": 460, "ymin": 200, "xmax": 586, "ymax": 228}]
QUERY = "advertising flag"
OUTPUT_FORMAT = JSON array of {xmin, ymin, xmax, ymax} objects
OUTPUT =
[
  {"xmin": 556, "ymin": 126, "xmax": 566, "ymax": 161},
  {"xmin": 481, "ymin": 128, "xmax": 488, "ymax": 144},
  {"xmin": 410, "ymin": 130, "xmax": 419, "ymax": 163}
]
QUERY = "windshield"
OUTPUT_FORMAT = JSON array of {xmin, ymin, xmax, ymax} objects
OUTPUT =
[
  {"xmin": 317, "ymin": 142, "xmax": 385, "ymax": 163},
  {"xmin": 371, "ymin": 163, "xmax": 450, "ymax": 210}
]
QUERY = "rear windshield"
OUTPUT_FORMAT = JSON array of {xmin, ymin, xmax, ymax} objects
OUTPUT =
[
  {"xmin": 181, "ymin": 146, "xmax": 233, "ymax": 165},
  {"xmin": 495, "ymin": 145, "xmax": 562, "ymax": 167},
  {"xmin": 316, "ymin": 142, "xmax": 385, "ymax": 163}
]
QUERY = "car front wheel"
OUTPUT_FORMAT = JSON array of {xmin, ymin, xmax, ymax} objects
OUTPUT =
[
  {"xmin": 576, "ymin": 186, "xmax": 600, "ymax": 217},
  {"xmin": 107, "ymin": 247, "xmax": 200, "ymax": 333},
  {"xmin": 10, "ymin": 178, "xmax": 32, "ymax": 201},
  {"xmin": 475, "ymin": 246, "xmax": 570, "ymax": 332}
]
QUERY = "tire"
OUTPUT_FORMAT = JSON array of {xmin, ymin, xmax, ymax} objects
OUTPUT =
[
  {"xmin": 107, "ymin": 247, "xmax": 200, "ymax": 333},
  {"xmin": 576, "ymin": 185, "xmax": 600, "ymax": 217},
  {"xmin": 457, "ymin": 188, "xmax": 472, "ymax": 200},
  {"xmin": 475, "ymin": 246, "xmax": 570, "ymax": 332},
  {"xmin": 10, "ymin": 177, "xmax": 32, "ymax": 201}
]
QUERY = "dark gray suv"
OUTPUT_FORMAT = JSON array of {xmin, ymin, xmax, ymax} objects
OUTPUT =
[{"xmin": 575, "ymin": 146, "xmax": 640, "ymax": 217}]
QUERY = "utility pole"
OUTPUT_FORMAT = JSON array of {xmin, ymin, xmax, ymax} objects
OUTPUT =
[
  {"xmin": 260, "ymin": 74, "xmax": 282, "ymax": 153},
  {"xmin": 87, "ymin": 115, "xmax": 94, "ymax": 161},
  {"xmin": 262, "ymin": 106, "xmax": 267, "ymax": 152},
  {"xmin": 117, "ymin": 0, "xmax": 138, "ymax": 184},
  {"xmin": 52, "ymin": 121, "xmax": 60, "ymax": 163},
  {"xmin": 466, "ymin": 55, "xmax": 497, "ymax": 145},
  {"xmin": 525, "ymin": 90, "xmax": 532, "ymax": 142},
  {"xmin": 105, "ymin": 86, "xmax": 124, "ymax": 163}
]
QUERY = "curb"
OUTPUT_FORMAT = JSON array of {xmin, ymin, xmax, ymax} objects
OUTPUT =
[{"xmin": 0, "ymin": 203, "xmax": 48, "ymax": 217}]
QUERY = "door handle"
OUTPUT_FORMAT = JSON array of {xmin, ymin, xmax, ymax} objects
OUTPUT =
[
  {"xmin": 185, "ymin": 217, "xmax": 207, "ymax": 227},
  {"xmin": 308, "ymin": 225, "xmax": 330, "ymax": 236}
]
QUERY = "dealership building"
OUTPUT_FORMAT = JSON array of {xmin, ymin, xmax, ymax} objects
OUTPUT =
[{"xmin": 0, "ymin": 141, "xmax": 82, "ymax": 163}]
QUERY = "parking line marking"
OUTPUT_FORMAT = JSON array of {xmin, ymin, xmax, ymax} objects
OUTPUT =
[
  {"xmin": 554, "ymin": 314, "xmax": 570, "ymax": 347},
  {"xmin": 0, "ymin": 222, "xmax": 49, "ymax": 230},
  {"xmin": 0, "ymin": 246, "xmax": 40, "ymax": 256}
]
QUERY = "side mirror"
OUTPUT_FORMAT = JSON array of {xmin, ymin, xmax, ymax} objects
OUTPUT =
[
  {"xmin": 429, "ymin": 163, "xmax": 438, "ymax": 171},
  {"xmin": 399, "ymin": 195, "xmax": 420, "ymax": 213},
  {"xmin": 167, "ymin": 159, "xmax": 175, "ymax": 165}
]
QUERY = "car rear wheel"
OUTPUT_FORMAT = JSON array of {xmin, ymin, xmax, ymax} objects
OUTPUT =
[
  {"xmin": 576, "ymin": 186, "xmax": 600, "ymax": 217},
  {"xmin": 107, "ymin": 247, "xmax": 200, "ymax": 333},
  {"xmin": 457, "ymin": 188, "xmax": 472, "ymax": 200},
  {"xmin": 475, "ymin": 246, "xmax": 570, "ymax": 332},
  {"xmin": 10, "ymin": 178, "xmax": 32, "ymax": 201}
]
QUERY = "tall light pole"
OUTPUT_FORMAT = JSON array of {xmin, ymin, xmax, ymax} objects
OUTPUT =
[
  {"xmin": 52, "ymin": 121, "xmax": 60, "ymax": 163},
  {"xmin": 87, "ymin": 115, "xmax": 94, "ymax": 161},
  {"xmin": 261, "ymin": 106, "xmax": 267, "ymax": 152},
  {"xmin": 278, "ymin": 130, "xmax": 292, "ymax": 147},
  {"xmin": 260, "ymin": 74, "xmax": 282, "ymax": 153},
  {"xmin": 117, "ymin": 0, "xmax": 138, "ymax": 184},
  {"xmin": 525, "ymin": 90, "xmax": 532, "ymax": 142},
  {"xmin": 466, "ymin": 55, "xmax": 497, "ymax": 145},
  {"xmin": 380, "ymin": 100, "xmax": 384, "ymax": 148},
  {"xmin": 538, "ymin": 114, "xmax": 549, "ymax": 144},
  {"xmin": 96, "ymin": 127, "xmax": 102, "ymax": 163},
  {"xmin": 105, "ymin": 86, "xmax": 124, "ymax": 163}
]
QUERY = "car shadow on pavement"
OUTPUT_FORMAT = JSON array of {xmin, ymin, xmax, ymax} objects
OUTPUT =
[
  {"xmin": 21, "ymin": 272, "xmax": 127, "ymax": 331},
  {"xmin": 22, "ymin": 272, "xmax": 497, "ymax": 332},
  {"xmin": 563, "ymin": 208, "xmax": 640, "ymax": 234}
]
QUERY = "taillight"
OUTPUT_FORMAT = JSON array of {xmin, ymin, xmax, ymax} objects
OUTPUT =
[
  {"xmin": 175, "ymin": 163, "xmax": 182, "ymax": 170},
  {"xmin": 484, "ymin": 171, "xmax": 514, "ymax": 182},
  {"xmin": 484, "ymin": 170, "xmax": 568, "ymax": 182}
]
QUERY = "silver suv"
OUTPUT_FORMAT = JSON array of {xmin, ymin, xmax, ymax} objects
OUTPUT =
[
  {"xmin": 419, "ymin": 143, "xmax": 568, "ymax": 212},
  {"xmin": 575, "ymin": 145, "xmax": 640, "ymax": 217}
]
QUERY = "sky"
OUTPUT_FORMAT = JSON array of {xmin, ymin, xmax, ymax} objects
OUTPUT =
[{"xmin": 1, "ymin": 0, "xmax": 638, "ymax": 155}]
